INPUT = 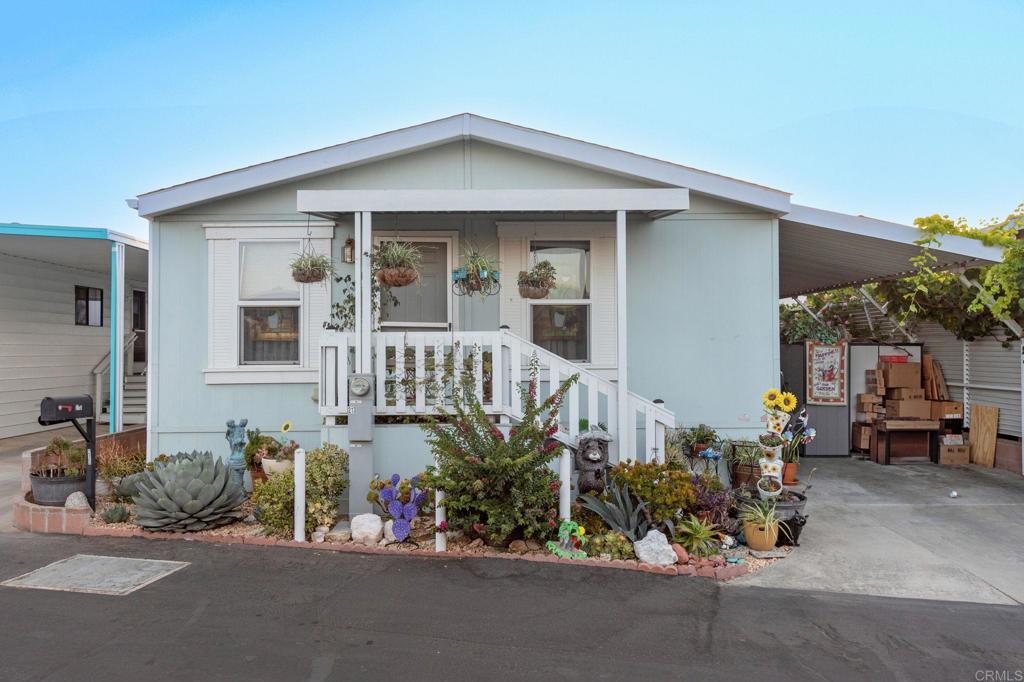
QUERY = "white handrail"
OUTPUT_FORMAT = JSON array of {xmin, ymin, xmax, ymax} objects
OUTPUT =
[{"xmin": 91, "ymin": 331, "xmax": 138, "ymax": 412}]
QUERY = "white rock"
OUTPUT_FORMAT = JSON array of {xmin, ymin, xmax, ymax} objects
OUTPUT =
[
  {"xmin": 384, "ymin": 519, "xmax": 397, "ymax": 543},
  {"xmin": 325, "ymin": 529, "xmax": 351, "ymax": 543},
  {"xmin": 312, "ymin": 531, "xmax": 326, "ymax": 543},
  {"xmin": 64, "ymin": 491, "xmax": 90, "ymax": 510},
  {"xmin": 351, "ymin": 513, "xmax": 384, "ymax": 546},
  {"xmin": 633, "ymin": 530, "xmax": 677, "ymax": 566}
]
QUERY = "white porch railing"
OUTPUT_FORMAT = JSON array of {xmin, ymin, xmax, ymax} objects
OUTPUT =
[{"xmin": 319, "ymin": 329, "xmax": 675, "ymax": 461}]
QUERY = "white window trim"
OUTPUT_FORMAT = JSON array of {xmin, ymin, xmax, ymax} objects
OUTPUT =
[
  {"xmin": 204, "ymin": 223, "xmax": 332, "ymax": 384},
  {"xmin": 237, "ymin": 238, "xmax": 303, "ymax": 367},
  {"xmin": 373, "ymin": 230, "xmax": 459, "ymax": 331},
  {"xmin": 526, "ymin": 239, "xmax": 593, "ymax": 364}
]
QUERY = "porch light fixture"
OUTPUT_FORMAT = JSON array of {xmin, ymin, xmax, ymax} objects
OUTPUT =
[{"xmin": 343, "ymin": 238, "xmax": 355, "ymax": 264}]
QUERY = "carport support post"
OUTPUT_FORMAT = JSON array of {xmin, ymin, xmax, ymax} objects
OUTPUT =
[
  {"xmin": 354, "ymin": 212, "xmax": 373, "ymax": 373},
  {"xmin": 109, "ymin": 242, "xmax": 125, "ymax": 433},
  {"xmin": 615, "ymin": 210, "xmax": 628, "ymax": 461}
]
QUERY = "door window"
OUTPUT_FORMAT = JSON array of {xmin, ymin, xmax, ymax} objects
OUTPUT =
[
  {"xmin": 380, "ymin": 239, "xmax": 451, "ymax": 328},
  {"xmin": 528, "ymin": 240, "xmax": 591, "ymax": 362}
]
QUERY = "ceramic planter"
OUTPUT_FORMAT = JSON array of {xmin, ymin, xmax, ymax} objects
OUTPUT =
[
  {"xmin": 376, "ymin": 267, "xmax": 419, "ymax": 288},
  {"xmin": 757, "ymin": 477, "xmax": 783, "ymax": 501},
  {"xmin": 761, "ymin": 444, "xmax": 783, "ymax": 459},
  {"xmin": 782, "ymin": 462, "xmax": 799, "ymax": 485},
  {"xmin": 743, "ymin": 521, "xmax": 779, "ymax": 551},
  {"xmin": 766, "ymin": 412, "xmax": 791, "ymax": 434},
  {"xmin": 261, "ymin": 458, "xmax": 294, "ymax": 475},
  {"xmin": 30, "ymin": 474, "xmax": 87, "ymax": 507}
]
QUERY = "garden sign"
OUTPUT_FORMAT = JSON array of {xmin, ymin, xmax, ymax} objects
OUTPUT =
[{"xmin": 805, "ymin": 341, "xmax": 847, "ymax": 405}]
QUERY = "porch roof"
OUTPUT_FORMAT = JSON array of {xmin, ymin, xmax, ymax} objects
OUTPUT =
[
  {"xmin": 779, "ymin": 205, "xmax": 1002, "ymax": 297},
  {"xmin": 0, "ymin": 223, "xmax": 148, "ymax": 278}
]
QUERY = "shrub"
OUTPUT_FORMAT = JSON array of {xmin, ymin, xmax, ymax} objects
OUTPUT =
[
  {"xmin": 690, "ymin": 472, "xmax": 732, "ymax": 528},
  {"xmin": 33, "ymin": 437, "xmax": 86, "ymax": 478},
  {"xmin": 244, "ymin": 429, "xmax": 280, "ymax": 469},
  {"xmin": 96, "ymin": 439, "xmax": 146, "ymax": 498},
  {"xmin": 517, "ymin": 260, "xmax": 557, "ymax": 290},
  {"xmin": 609, "ymin": 460, "xmax": 696, "ymax": 531},
  {"xmin": 585, "ymin": 530, "xmax": 635, "ymax": 560},
  {"xmin": 422, "ymin": 354, "xmax": 578, "ymax": 546},
  {"xmin": 251, "ymin": 443, "xmax": 350, "ymax": 537}
]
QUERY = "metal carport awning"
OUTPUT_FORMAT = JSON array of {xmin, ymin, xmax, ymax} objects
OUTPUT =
[{"xmin": 779, "ymin": 205, "xmax": 1002, "ymax": 298}]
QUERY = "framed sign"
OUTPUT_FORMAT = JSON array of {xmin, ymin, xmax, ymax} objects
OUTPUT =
[{"xmin": 806, "ymin": 341, "xmax": 847, "ymax": 405}]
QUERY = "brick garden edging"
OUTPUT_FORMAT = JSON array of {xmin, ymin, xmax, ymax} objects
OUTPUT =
[{"xmin": 9, "ymin": 492, "xmax": 749, "ymax": 581}]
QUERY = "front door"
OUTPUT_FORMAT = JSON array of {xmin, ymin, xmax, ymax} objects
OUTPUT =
[
  {"xmin": 376, "ymin": 236, "xmax": 454, "ymax": 330},
  {"xmin": 132, "ymin": 289, "xmax": 147, "ymax": 365}
]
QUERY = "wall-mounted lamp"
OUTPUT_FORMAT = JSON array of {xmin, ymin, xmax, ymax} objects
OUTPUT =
[{"xmin": 343, "ymin": 238, "xmax": 355, "ymax": 264}]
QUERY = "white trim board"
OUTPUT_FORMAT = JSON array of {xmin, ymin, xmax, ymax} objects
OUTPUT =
[
  {"xmin": 134, "ymin": 114, "xmax": 789, "ymax": 217},
  {"xmin": 297, "ymin": 188, "xmax": 690, "ymax": 215}
]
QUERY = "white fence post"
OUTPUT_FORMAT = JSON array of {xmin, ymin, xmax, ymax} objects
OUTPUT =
[
  {"xmin": 435, "ymin": 489, "xmax": 447, "ymax": 552},
  {"xmin": 293, "ymin": 448, "xmax": 306, "ymax": 542},
  {"xmin": 559, "ymin": 448, "xmax": 571, "ymax": 521}
]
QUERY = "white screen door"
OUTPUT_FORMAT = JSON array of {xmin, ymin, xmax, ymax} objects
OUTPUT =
[{"xmin": 377, "ymin": 236, "xmax": 454, "ymax": 330}]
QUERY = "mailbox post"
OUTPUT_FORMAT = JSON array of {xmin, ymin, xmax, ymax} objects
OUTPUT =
[{"xmin": 39, "ymin": 395, "xmax": 97, "ymax": 509}]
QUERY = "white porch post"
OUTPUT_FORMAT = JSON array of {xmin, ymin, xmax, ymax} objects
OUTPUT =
[
  {"xmin": 109, "ymin": 242, "xmax": 126, "ymax": 432},
  {"xmin": 353, "ymin": 212, "xmax": 373, "ymax": 373},
  {"xmin": 615, "ymin": 210, "xmax": 629, "ymax": 460}
]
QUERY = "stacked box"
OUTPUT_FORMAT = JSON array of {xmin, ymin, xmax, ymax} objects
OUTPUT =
[
  {"xmin": 852, "ymin": 423, "xmax": 872, "ymax": 450},
  {"xmin": 887, "ymin": 388, "xmax": 924, "ymax": 400},
  {"xmin": 938, "ymin": 444, "xmax": 970, "ymax": 465},
  {"xmin": 882, "ymin": 362, "xmax": 921, "ymax": 388},
  {"xmin": 885, "ymin": 399, "xmax": 931, "ymax": 419},
  {"xmin": 930, "ymin": 401, "xmax": 964, "ymax": 419}
]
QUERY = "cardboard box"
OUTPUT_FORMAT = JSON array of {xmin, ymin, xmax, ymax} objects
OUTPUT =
[
  {"xmin": 930, "ymin": 401, "xmax": 964, "ymax": 419},
  {"xmin": 887, "ymin": 388, "xmax": 924, "ymax": 400},
  {"xmin": 852, "ymin": 423, "xmax": 872, "ymax": 450},
  {"xmin": 885, "ymin": 399, "xmax": 932, "ymax": 419},
  {"xmin": 883, "ymin": 362, "xmax": 921, "ymax": 388},
  {"xmin": 857, "ymin": 393, "xmax": 883, "ymax": 404},
  {"xmin": 856, "ymin": 411, "xmax": 879, "ymax": 423},
  {"xmin": 939, "ymin": 444, "xmax": 970, "ymax": 465},
  {"xmin": 941, "ymin": 433, "xmax": 965, "ymax": 445}
]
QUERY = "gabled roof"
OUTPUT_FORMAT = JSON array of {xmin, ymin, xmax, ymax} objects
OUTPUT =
[{"xmin": 133, "ymin": 113, "xmax": 793, "ymax": 217}]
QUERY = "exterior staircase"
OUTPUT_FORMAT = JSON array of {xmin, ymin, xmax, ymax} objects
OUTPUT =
[{"xmin": 122, "ymin": 374, "xmax": 147, "ymax": 424}]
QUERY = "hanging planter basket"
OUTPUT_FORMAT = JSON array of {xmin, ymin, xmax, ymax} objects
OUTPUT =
[
  {"xmin": 517, "ymin": 285, "xmax": 551, "ymax": 300},
  {"xmin": 375, "ymin": 267, "xmax": 419, "ymax": 288},
  {"xmin": 292, "ymin": 265, "xmax": 330, "ymax": 284},
  {"xmin": 452, "ymin": 267, "xmax": 501, "ymax": 297}
]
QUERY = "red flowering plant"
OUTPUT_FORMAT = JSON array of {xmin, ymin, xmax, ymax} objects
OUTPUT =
[{"xmin": 421, "ymin": 352, "xmax": 579, "ymax": 546}]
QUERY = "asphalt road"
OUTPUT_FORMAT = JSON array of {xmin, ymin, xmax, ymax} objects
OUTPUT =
[{"xmin": 0, "ymin": 533, "xmax": 1021, "ymax": 682}]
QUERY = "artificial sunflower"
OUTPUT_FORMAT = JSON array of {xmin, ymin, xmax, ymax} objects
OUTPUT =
[
  {"xmin": 280, "ymin": 420, "xmax": 293, "ymax": 434},
  {"xmin": 761, "ymin": 388, "xmax": 782, "ymax": 409},
  {"xmin": 778, "ymin": 392, "xmax": 798, "ymax": 413}
]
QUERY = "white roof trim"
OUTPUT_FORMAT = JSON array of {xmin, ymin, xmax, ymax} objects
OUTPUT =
[
  {"xmin": 783, "ymin": 204, "xmax": 1002, "ymax": 264},
  {"xmin": 297, "ymin": 188, "xmax": 690, "ymax": 214},
  {"xmin": 135, "ymin": 114, "xmax": 789, "ymax": 217}
]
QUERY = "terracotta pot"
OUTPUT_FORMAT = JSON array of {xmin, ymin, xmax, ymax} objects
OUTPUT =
[
  {"xmin": 782, "ymin": 462, "xmax": 799, "ymax": 485},
  {"xmin": 250, "ymin": 466, "xmax": 267, "ymax": 483},
  {"xmin": 292, "ymin": 267, "xmax": 328, "ymax": 284},
  {"xmin": 261, "ymin": 458, "xmax": 294, "ymax": 475},
  {"xmin": 690, "ymin": 442, "xmax": 710, "ymax": 457},
  {"xmin": 518, "ymin": 285, "xmax": 550, "ymax": 300},
  {"xmin": 375, "ymin": 267, "xmax": 418, "ymax": 287},
  {"xmin": 730, "ymin": 463, "xmax": 759, "ymax": 488},
  {"xmin": 743, "ymin": 521, "xmax": 779, "ymax": 551}
]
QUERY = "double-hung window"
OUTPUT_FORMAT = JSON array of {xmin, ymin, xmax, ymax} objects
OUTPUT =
[
  {"xmin": 238, "ymin": 241, "xmax": 301, "ymax": 365},
  {"xmin": 74, "ymin": 286, "xmax": 103, "ymax": 327},
  {"xmin": 528, "ymin": 240, "xmax": 590, "ymax": 362}
]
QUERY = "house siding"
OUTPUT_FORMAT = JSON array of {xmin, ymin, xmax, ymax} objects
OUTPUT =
[{"xmin": 150, "ymin": 140, "xmax": 777, "ymax": 458}]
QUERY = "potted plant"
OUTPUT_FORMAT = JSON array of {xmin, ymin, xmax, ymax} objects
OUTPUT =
[
  {"xmin": 517, "ymin": 260, "xmax": 557, "ymax": 299},
  {"xmin": 756, "ymin": 475, "xmax": 783, "ymax": 501},
  {"xmin": 259, "ymin": 421, "xmax": 298, "ymax": 475},
  {"xmin": 453, "ymin": 244, "xmax": 500, "ymax": 296},
  {"xmin": 675, "ymin": 424, "xmax": 719, "ymax": 457},
  {"xmin": 30, "ymin": 437, "xmax": 87, "ymax": 506},
  {"xmin": 738, "ymin": 500, "xmax": 789, "ymax": 551},
  {"xmin": 374, "ymin": 241, "xmax": 422, "ymax": 288},
  {"xmin": 290, "ymin": 252, "xmax": 334, "ymax": 284},
  {"xmin": 781, "ymin": 408, "xmax": 816, "ymax": 485},
  {"xmin": 761, "ymin": 388, "xmax": 798, "ymax": 433},
  {"xmin": 244, "ymin": 428, "xmax": 278, "ymax": 483},
  {"xmin": 758, "ymin": 432, "xmax": 784, "ymax": 459},
  {"xmin": 723, "ymin": 439, "xmax": 761, "ymax": 488}
]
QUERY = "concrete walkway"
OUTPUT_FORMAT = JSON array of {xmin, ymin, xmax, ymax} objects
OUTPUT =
[{"xmin": 733, "ymin": 457, "xmax": 1024, "ymax": 605}]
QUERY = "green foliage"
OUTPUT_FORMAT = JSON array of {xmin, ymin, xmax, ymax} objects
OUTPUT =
[
  {"xmin": 584, "ymin": 530, "xmax": 635, "ymax": 560},
  {"xmin": 675, "ymin": 513, "xmax": 719, "ymax": 558},
  {"xmin": 779, "ymin": 303, "xmax": 842, "ymax": 343},
  {"xmin": 289, "ymin": 252, "xmax": 334, "ymax": 281},
  {"xmin": 251, "ymin": 443, "xmax": 350, "ymax": 537},
  {"xmin": 375, "ymin": 240, "xmax": 423, "ymax": 271},
  {"xmin": 421, "ymin": 355, "xmax": 577, "ymax": 546},
  {"xmin": 609, "ymin": 460, "xmax": 696, "ymax": 530},
  {"xmin": 577, "ymin": 482, "xmax": 649, "ymax": 542},
  {"xmin": 517, "ymin": 260, "xmax": 557, "ymax": 289},
  {"xmin": 114, "ymin": 471, "xmax": 147, "ymax": 502},
  {"xmin": 33, "ymin": 437, "xmax": 86, "ymax": 478},
  {"xmin": 244, "ymin": 430, "xmax": 280, "ymax": 469},
  {"xmin": 132, "ymin": 451, "xmax": 246, "ymax": 532},
  {"xmin": 669, "ymin": 424, "xmax": 719, "ymax": 455},
  {"xmin": 96, "ymin": 439, "xmax": 146, "ymax": 493},
  {"xmin": 324, "ymin": 247, "xmax": 401, "ymax": 332},
  {"xmin": 100, "ymin": 504, "xmax": 130, "ymax": 524},
  {"xmin": 461, "ymin": 243, "xmax": 499, "ymax": 275},
  {"xmin": 722, "ymin": 440, "xmax": 761, "ymax": 466}
]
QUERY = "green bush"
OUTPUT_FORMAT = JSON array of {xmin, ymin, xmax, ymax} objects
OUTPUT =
[
  {"xmin": 585, "ymin": 530, "xmax": 635, "ymax": 561},
  {"xmin": 609, "ymin": 460, "xmax": 696, "ymax": 531},
  {"xmin": 251, "ymin": 443, "xmax": 349, "ymax": 537},
  {"xmin": 421, "ymin": 356, "xmax": 578, "ymax": 546},
  {"xmin": 244, "ymin": 429, "xmax": 280, "ymax": 469}
]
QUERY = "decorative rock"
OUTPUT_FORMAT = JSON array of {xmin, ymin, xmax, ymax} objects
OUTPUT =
[
  {"xmin": 351, "ymin": 513, "xmax": 384, "ymax": 546},
  {"xmin": 525, "ymin": 539, "xmax": 542, "ymax": 551},
  {"xmin": 509, "ymin": 539, "xmax": 528, "ymax": 554},
  {"xmin": 311, "ymin": 531, "xmax": 325, "ymax": 543},
  {"xmin": 326, "ymin": 529, "xmax": 351, "ymax": 543},
  {"xmin": 316, "ymin": 525, "xmax": 330, "ymax": 534},
  {"xmin": 64, "ymin": 492, "xmax": 90, "ymax": 510},
  {"xmin": 710, "ymin": 554, "xmax": 726, "ymax": 567},
  {"xmin": 467, "ymin": 538, "xmax": 484, "ymax": 549},
  {"xmin": 243, "ymin": 513, "xmax": 258, "ymax": 525},
  {"xmin": 633, "ymin": 530, "xmax": 677, "ymax": 567},
  {"xmin": 749, "ymin": 548, "xmax": 788, "ymax": 559},
  {"xmin": 671, "ymin": 543, "xmax": 690, "ymax": 564},
  {"xmin": 384, "ymin": 519, "xmax": 397, "ymax": 543}
]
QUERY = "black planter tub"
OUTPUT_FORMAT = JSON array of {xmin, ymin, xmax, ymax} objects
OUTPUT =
[{"xmin": 29, "ymin": 474, "xmax": 87, "ymax": 507}]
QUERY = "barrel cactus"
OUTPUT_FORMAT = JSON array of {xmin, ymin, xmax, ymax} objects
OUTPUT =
[{"xmin": 132, "ymin": 451, "xmax": 246, "ymax": 532}]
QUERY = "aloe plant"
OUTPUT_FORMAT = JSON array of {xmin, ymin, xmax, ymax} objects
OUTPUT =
[
  {"xmin": 675, "ymin": 513, "xmax": 718, "ymax": 558},
  {"xmin": 577, "ymin": 482, "xmax": 649, "ymax": 542}
]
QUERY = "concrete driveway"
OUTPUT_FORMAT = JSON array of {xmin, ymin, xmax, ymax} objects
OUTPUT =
[{"xmin": 735, "ymin": 457, "xmax": 1024, "ymax": 605}]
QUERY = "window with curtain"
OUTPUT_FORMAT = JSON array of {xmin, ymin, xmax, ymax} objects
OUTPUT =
[
  {"xmin": 74, "ymin": 286, "xmax": 103, "ymax": 327},
  {"xmin": 528, "ymin": 241, "xmax": 590, "ymax": 362},
  {"xmin": 238, "ymin": 241, "xmax": 300, "ymax": 365}
]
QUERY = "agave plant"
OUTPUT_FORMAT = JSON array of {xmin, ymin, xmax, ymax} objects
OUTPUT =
[
  {"xmin": 100, "ymin": 504, "xmax": 130, "ymax": 524},
  {"xmin": 577, "ymin": 482, "xmax": 650, "ymax": 542},
  {"xmin": 132, "ymin": 451, "xmax": 246, "ymax": 532},
  {"xmin": 674, "ymin": 514, "xmax": 719, "ymax": 558},
  {"xmin": 114, "ymin": 471, "xmax": 147, "ymax": 502}
]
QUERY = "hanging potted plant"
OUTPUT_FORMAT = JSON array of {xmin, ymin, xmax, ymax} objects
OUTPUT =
[
  {"xmin": 30, "ymin": 437, "xmax": 87, "ymax": 506},
  {"xmin": 453, "ymin": 245, "xmax": 500, "ymax": 297},
  {"xmin": 290, "ymin": 252, "xmax": 334, "ymax": 284},
  {"xmin": 738, "ymin": 500, "xmax": 790, "ymax": 551},
  {"xmin": 374, "ymin": 241, "xmax": 422, "ymax": 288},
  {"xmin": 517, "ymin": 260, "xmax": 557, "ymax": 300},
  {"xmin": 724, "ymin": 439, "xmax": 761, "ymax": 488}
]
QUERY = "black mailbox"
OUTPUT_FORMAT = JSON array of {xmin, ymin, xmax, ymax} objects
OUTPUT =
[{"xmin": 39, "ymin": 395, "xmax": 94, "ymax": 425}]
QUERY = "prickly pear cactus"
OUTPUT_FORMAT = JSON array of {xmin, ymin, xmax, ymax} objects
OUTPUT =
[{"xmin": 132, "ymin": 451, "xmax": 246, "ymax": 532}]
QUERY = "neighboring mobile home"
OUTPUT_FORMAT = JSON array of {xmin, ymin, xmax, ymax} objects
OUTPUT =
[
  {"xmin": 0, "ymin": 224, "xmax": 148, "ymax": 438},
  {"xmin": 130, "ymin": 114, "xmax": 998, "ymax": 503}
]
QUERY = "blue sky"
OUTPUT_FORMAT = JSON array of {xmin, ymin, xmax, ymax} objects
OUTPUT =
[{"xmin": 2, "ymin": 1, "xmax": 1022, "ymax": 239}]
